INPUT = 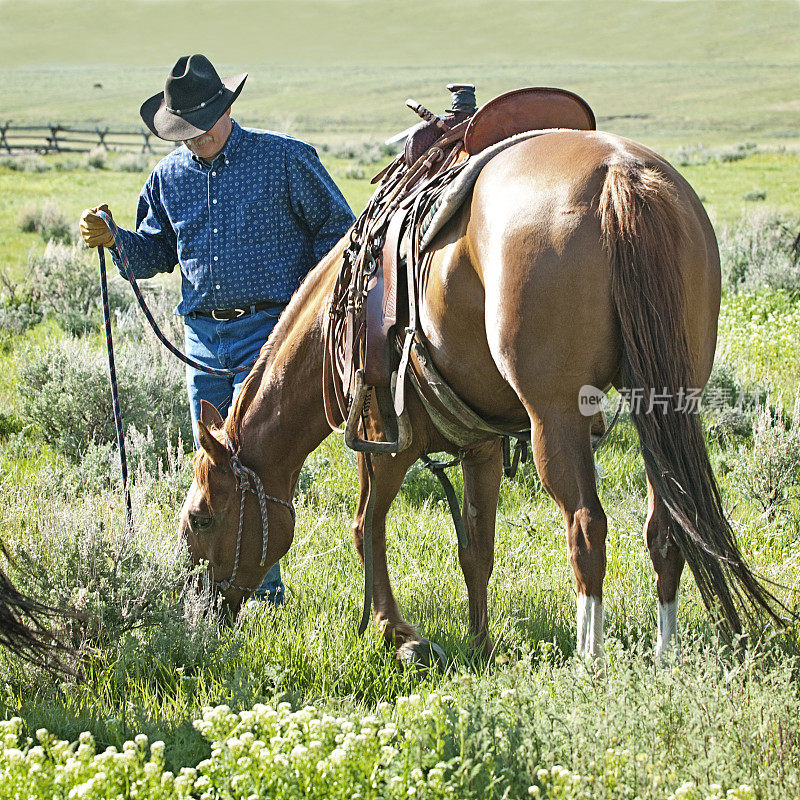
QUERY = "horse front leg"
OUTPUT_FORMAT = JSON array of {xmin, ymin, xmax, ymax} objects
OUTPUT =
[
  {"xmin": 458, "ymin": 438, "xmax": 503, "ymax": 659},
  {"xmin": 352, "ymin": 448, "xmax": 424, "ymax": 654}
]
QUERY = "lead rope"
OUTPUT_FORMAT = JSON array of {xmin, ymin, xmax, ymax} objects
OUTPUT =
[
  {"xmin": 95, "ymin": 213, "xmax": 257, "ymax": 534},
  {"xmin": 96, "ymin": 211, "xmax": 254, "ymax": 377},
  {"xmin": 215, "ymin": 432, "xmax": 295, "ymax": 593},
  {"xmin": 358, "ymin": 451, "xmax": 376, "ymax": 635}
]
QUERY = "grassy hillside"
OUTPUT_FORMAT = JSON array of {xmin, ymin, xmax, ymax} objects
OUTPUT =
[{"xmin": 1, "ymin": 1, "xmax": 798, "ymax": 148}]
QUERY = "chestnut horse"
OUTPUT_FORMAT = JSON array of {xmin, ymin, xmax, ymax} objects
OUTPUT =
[{"xmin": 180, "ymin": 130, "xmax": 782, "ymax": 663}]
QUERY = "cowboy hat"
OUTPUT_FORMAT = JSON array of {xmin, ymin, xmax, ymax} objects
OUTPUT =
[{"xmin": 140, "ymin": 54, "xmax": 247, "ymax": 142}]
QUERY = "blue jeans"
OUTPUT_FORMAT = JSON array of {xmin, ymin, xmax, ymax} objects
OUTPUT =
[{"xmin": 184, "ymin": 306, "xmax": 285, "ymax": 602}]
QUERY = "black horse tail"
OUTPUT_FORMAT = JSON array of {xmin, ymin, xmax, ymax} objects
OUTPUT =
[{"xmin": 0, "ymin": 552, "xmax": 72, "ymax": 674}]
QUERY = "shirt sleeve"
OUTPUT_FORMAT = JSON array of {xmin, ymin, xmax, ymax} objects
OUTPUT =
[
  {"xmin": 110, "ymin": 170, "xmax": 178, "ymax": 280},
  {"xmin": 285, "ymin": 142, "xmax": 356, "ymax": 265}
]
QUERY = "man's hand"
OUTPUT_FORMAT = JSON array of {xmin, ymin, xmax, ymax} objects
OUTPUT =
[{"xmin": 79, "ymin": 204, "xmax": 115, "ymax": 248}]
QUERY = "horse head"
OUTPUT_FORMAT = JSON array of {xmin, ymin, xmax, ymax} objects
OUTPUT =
[{"xmin": 179, "ymin": 400, "xmax": 295, "ymax": 615}]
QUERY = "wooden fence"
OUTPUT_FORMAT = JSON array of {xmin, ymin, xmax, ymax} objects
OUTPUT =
[{"xmin": 0, "ymin": 122, "xmax": 174, "ymax": 155}]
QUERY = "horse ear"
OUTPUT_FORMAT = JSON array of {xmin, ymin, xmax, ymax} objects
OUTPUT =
[
  {"xmin": 197, "ymin": 421, "xmax": 228, "ymax": 468},
  {"xmin": 199, "ymin": 399, "xmax": 225, "ymax": 430}
]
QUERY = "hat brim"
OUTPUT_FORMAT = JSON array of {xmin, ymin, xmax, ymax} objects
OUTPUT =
[{"xmin": 140, "ymin": 72, "xmax": 247, "ymax": 142}]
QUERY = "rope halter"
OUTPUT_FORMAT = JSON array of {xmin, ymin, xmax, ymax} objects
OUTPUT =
[{"xmin": 213, "ymin": 432, "xmax": 295, "ymax": 593}]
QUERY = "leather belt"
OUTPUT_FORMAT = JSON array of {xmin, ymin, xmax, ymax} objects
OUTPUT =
[{"xmin": 191, "ymin": 301, "xmax": 283, "ymax": 321}]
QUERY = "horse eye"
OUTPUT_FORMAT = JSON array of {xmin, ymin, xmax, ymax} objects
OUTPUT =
[{"xmin": 191, "ymin": 514, "xmax": 213, "ymax": 531}]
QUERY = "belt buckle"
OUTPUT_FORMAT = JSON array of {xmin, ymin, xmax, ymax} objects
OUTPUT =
[{"xmin": 212, "ymin": 307, "xmax": 246, "ymax": 320}]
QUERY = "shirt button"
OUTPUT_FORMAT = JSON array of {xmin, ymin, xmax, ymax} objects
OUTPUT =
[
  {"xmin": 212, "ymin": 198, "xmax": 217, "ymax": 204},
  {"xmin": 211, "ymin": 171, "xmax": 216, "ymax": 177},
  {"xmin": 213, "ymin": 256, "xmax": 219, "ymax": 261},
  {"xmin": 213, "ymin": 228, "xmax": 218, "ymax": 233},
  {"xmin": 215, "ymin": 284, "xmax": 220, "ymax": 289}
]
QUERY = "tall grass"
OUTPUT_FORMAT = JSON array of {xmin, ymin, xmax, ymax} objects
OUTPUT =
[{"xmin": 0, "ymin": 210, "xmax": 800, "ymax": 795}]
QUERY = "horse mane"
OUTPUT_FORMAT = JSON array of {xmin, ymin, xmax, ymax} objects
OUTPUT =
[
  {"xmin": 192, "ymin": 442, "xmax": 219, "ymax": 510},
  {"xmin": 225, "ymin": 236, "xmax": 348, "ymax": 448}
]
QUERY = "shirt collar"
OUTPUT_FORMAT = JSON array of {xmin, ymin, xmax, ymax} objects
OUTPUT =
[{"xmin": 189, "ymin": 119, "xmax": 244, "ymax": 167}]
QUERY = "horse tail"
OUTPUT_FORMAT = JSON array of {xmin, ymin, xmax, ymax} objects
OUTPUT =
[
  {"xmin": 0, "ymin": 553, "xmax": 72, "ymax": 674},
  {"xmin": 598, "ymin": 160, "xmax": 785, "ymax": 637}
]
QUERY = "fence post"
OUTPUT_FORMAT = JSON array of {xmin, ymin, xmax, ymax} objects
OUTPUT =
[
  {"xmin": 96, "ymin": 126, "xmax": 110, "ymax": 150},
  {"xmin": 47, "ymin": 124, "xmax": 61, "ymax": 153},
  {"xmin": 141, "ymin": 130, "xmax": 153, "ymax": 154},
  {"xmin": 0, "ymin": 121, "xmax": 11, "ymax": 154}
]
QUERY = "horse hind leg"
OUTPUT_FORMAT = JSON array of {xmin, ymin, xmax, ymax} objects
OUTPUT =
[
  {"xmin": 644, "ymin": 477, "xmax": 685, "ymax": 663},
  {"xmin": 529, "ymin": 408, "xmax": 608, "ymax": 658}
]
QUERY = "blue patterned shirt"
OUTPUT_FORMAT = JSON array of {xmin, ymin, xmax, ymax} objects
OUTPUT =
[{"xmin": 111, "ymin": 120, "xmax": 355, "ymax": 315}]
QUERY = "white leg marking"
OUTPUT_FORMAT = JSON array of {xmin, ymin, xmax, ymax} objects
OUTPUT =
[
  {"xmin": 655, "ymin": 581, "xmax": 680, "ymax": 664},
  {"xmin": 577, "ymin": 593, "xmax": 604, "ymax": 658}
]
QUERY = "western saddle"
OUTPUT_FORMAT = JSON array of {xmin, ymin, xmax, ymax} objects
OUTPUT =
[{"xmin": 323, "ymin": 84, "xmax": 596, "ymax": 457}]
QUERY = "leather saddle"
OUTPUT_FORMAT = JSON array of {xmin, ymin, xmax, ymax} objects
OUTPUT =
[
  {"xmin": 364, "ymin": 86, "xmax": 596, "ymax": 389},
  {"xmin": 325, "ymin": 85, "xmax": 596, "ymax": 451}
]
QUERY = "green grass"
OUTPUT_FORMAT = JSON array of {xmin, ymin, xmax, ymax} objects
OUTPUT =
[
  {"xmin": 0, "ymin": 1, "xmax": 798, "ymax": 150},
  {"xmin": 680, "ymin": 152, "xmax": 800, "ymax": 223},
  {"xmin": 1, "ymin": 148, "xmax": 798, "ymax": 284},
  {"xmin": 4, "ymin": 1, "xmax": 798, "ymax": 69},
  {"xmin": 1, "ymin": 3, "xmax": 800, "ymax": 794},
  {"xmin": 1, "ymin": 411, "xmax": 799, "ymax": 795},
  {"xmin": 1, "ymin": 281, "xmax": 800, "ymax": 795}
]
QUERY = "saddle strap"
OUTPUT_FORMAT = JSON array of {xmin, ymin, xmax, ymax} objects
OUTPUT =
[
  {"xmin": 420, "ymin": 454, "xmax": 469, "ymax": 549},
  {"xmin": 394, "ymin": 191, "xmax": 428, "ymax": 418},
  {"xmin": 407, "ymin": 336, "xmax": 531, "ymax": 446}
]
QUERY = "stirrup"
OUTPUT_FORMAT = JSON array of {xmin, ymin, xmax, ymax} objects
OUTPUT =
[{"xmin": 344, "ymin": 369, "xmax": 412, "ymax": 454}]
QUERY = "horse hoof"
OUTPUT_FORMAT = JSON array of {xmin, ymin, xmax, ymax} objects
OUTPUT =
[{"xmin": 397, "ymin": 639, "xmax": 447, "ymax": 673}]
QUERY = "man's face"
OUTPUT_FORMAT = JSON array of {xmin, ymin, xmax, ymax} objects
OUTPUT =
[{"xmin": 184, "ymin": 109, "xmax": 232, "ymax": 161}]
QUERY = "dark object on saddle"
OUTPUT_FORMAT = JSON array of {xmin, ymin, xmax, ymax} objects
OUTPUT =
[
  {"xmin": 405, "ymin": 112, "xmax": 472, "ymax": 168},
  {"xmin": 464, "ymin": 87, "xmax": 596, "ymax": 154},
  {"xmin": 404, "ymin": 83, "xmax": 477, "ymax": 167},
  {"xmin": 191, "ymin": 300, "xmax": 283, "ymax": 320}
]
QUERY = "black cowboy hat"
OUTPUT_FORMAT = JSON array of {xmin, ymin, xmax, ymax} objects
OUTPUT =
[{"xmin": 140, "ymin": 54, "xmax": 247, "ymax": 142}]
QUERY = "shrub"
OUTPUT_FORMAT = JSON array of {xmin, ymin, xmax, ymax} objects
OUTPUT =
[
  {"xmin": 116, "ymin": 151, "xmax": 151, "ymax": 172},
  {"xmin": 52, "ymin": 156, "xmax": 86, "ymax": 172},
  {"xmin": 113, "ymin": 280, "xmax": 183, "ymax": 345},
  {"xmin": 718, "ymin": 210, "xmax": 800, "ymax": 293},
  {"xmin": 330, "ymin": 138, "xmax": 398, "ymax": 165},
  {"xmin": 26, "ymin": 241, "xmax": 129, "ymax": 334},
  {"xmin": 0, "ymin": 153, "xmax": 51, "ymax": 172},
  {"xmin": 0, "ymin": 302, "xmax": 42, "ymax": 346},
  {"xmin": 729, "ymin": 398, "xmax": 800, "ymax": 519},
  {"xmin": 36, "ymin": 201, "xmax": 72, "ymax": 243},
  {"xmin": 669, "ymin": 142, "xmax": 759, "ymax": 167},
  {"xmin": 0, "ymin": 270, "xmax": 41, "ymax": 344},
  {"xmin": 718, "ymin": 142, "xmax": 758, "ymax": 163},
  {"xmin": 5, "ymin": 488, "xmax": 226, "ymax": 669},
  {"xmin": 702, "ymin": 360, "xmax": 766, "ymax": 442},
  {"xmin": 743, "ymin": 189, "xmax": 767, "ymax": 202},
  {"xmin": 344, "ymin": 164, "xmax": 366, "ymax": 180},
  {"xmin": 16, "ymin": 200, "xmax": 73, "ymax": 243},
  {"xmin": 16, "ymin": 203, "xmax": 39, "ymax": 233},
  {"xmin": 15, "ymin": 333, "xmax": 191, "ymax": 461},
  {"xmin": 84, "ymin": 146, "xmax": 107, "ymax": 169}
]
